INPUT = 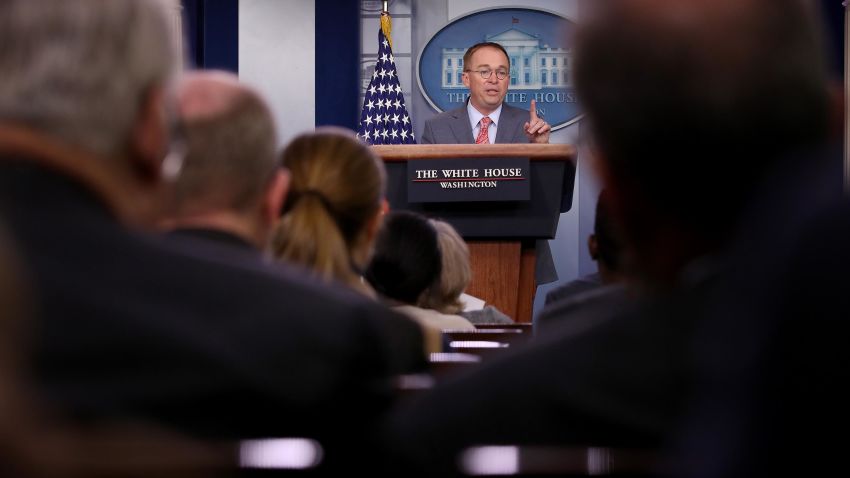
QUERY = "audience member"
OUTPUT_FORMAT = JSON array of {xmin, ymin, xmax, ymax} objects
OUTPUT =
[
  {"xmin": 0, "ymin": 227, "xmax": 229, "ymax": 477},
  {"xmin": 420, "ymin": 219, "xmax": 513, "ymax": 325},
  {"xmin": 271, "ymin": 127, "xmax": 388, "ymax": 298},
  {"xmin": 159, "ymin": 71, "xmax": 425, "ymax": 375},
  {"xmin": 161, "ymin": 70, "xmax": 287, "ymax": 252},
  {"xmin": 544, "ymin": 189, "xmax": 625, "ymax": 306},
  {"xmin": 380, "ymin": 0, "xmax": 834, "ymax": 475},
  {"xmin": 537, "ymin": 188, "xmax": 631, "ymax": 334},
  {"xmin": 367, "ymin": 211, "xmax": 476, "ymax": 354},
  {"xmin": 661, "ymin": 4, "xmax": 848, "ymax": 476},
  {"xmin": 667, "ymin": 146, "xmax": 847, "ymax": 478},
  {"xmin": 0, "ymin": 0, "xmax": 424, "ymax": 466}
]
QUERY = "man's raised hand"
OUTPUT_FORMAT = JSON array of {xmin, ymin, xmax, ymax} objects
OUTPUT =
[{"xmin": 524, "ymin": 99, "xmax": 551, "ymax": 144}]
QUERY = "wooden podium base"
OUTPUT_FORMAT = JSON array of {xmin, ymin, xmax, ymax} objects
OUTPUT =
[{"xmin": 466, "ymin": 241, "xmax": 537, "ymax": 324}]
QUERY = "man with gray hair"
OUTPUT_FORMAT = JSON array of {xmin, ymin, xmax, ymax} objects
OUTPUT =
[
  {"xmin": 160, "ymin": 71, "xmax": 289, "ymax": 250},
  {"xmin": 0, "ymin": 0, "xmax": 179, "ymax": 224},
  {"xmin": 0, "ymin": 0, "xmax": 424, "ymax": 455}
]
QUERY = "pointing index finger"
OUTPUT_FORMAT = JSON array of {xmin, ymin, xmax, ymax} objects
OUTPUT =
[{"xmin": 530, "ymin": 99, "xmax": 538, "ymax": 121}]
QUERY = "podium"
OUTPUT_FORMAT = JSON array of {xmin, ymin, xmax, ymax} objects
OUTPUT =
[{"xmin": 372, "ymin": 144, "xmax": 577, "ymax": 323}]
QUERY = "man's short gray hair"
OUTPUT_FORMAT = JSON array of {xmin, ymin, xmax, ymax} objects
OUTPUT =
[
  {"xmin": 0, "ymin": 0, "xmax": 180, "ymax": 157},
  {"xmin": 172, "ymin": 79, "xmax": 280, "ymax": 214}
]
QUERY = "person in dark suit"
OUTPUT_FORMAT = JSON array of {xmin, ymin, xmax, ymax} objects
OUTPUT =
[
  {"xmin": 159, "ymin": 71, "xmax": 426, "ymax": 375},
  {"xmin": 667, "ymin": 145, "xmax": 847, "ymax": 478},
  {"xmin": 0, "ymin": 0, "xmax": 424, "ymax": 467},
  {"xmin": 0, "ymin": 231, "xmax": 230, "ymax": 475},
  {"xmin": 538, "ymin": 189, "xmax": 631, "ymax": 335},
  {"xmin": 543, "ymin": 188, "xmax": 626, "ymax": 307},
  {"xmin": 380, "ymin": 0, "xmax": 834, "ymax": 475}
]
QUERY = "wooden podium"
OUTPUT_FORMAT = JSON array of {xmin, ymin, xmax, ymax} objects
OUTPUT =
[{"xmin": 372, "ymin": 144, "xmax": 576, "ymax": 323}]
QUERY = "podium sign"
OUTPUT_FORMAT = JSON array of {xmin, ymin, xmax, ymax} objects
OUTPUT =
[
  {"xmin": 374, "ymin": 144, "xmax": 577, "ymax": 323},
  {"xmin": 407, "ymin": 157, "xmax": 530, "ymax": 203}
]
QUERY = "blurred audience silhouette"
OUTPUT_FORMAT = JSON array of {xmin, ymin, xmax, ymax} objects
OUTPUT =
[
  {"xmin": 537, "ymin": 188, "xmax": 631, "ymax": 334},
  {"xmin": 380, "ymin": 0, "xmax": 839, "ymax": 475},
  {"xmin": 161, "ymin": 70, "xmax": 288, "ymax": 252},
  {"xmin": 366, "ymin": 211, "xmax": 475, "ymax": 354},
  {"xmin": 420, "ymin": 218, "xmax": 514, "ymax": 325},
  {"xmin": 0, "ymin": 1, "xmax": 423, "ymax": 471},
  {"xmin": 544, "ymin": 188, "xmax": 625, "ymax": 306},
  {"xmin": 0, "ymin": 227, "xmax": 230, "ymax": 477}
]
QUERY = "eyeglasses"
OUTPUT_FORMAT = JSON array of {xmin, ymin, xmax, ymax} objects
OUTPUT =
[{"xmin": 465, "ymin": 68, "xmax": 509, "ymax": 80}]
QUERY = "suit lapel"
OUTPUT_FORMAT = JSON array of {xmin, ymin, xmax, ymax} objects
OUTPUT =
[
  {"xmin": 495, "ymin": 105, "xmax": 523, "ymax": 144},
  {"xmin": 449, "ymin": 106, "xmax": 474, "ymax": 144}
]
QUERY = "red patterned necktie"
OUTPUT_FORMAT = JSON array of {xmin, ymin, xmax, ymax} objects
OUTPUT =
[{"xmin": 475, "ymin": 117, "xmax": 491, "ymax": 144}]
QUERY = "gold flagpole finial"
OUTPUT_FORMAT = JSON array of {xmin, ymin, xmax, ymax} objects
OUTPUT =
[{"xmin": 380, "ymin": 4, "xmax": 393, "ymax": 49}]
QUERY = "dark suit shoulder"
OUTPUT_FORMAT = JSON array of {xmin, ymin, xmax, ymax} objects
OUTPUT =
[
  {"xmin": 544, "ymin": 273, "xmax": 603, "ymax": 306},
  {"xmin": 383, "ymin": 298, "xmax": 698, "ymax": 475},
  {"xmin": 153, "ymin": 234, "xmax": 426, "ymax": 373},
  {"xmin": 0, "ymin": 162, "xmax": 422, "ymax": 438}
]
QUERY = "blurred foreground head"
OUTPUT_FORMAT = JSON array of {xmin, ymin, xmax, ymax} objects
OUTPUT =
[
  {"xmin": 164, "ymin": 71, "xmax": 286, "ymax": 248},
  {"xmin": 366, "ymin": 211, "xmax": 442, "ymax": 306},
  {"xmin": 574, "ymin": 0, "xmax": 831, "ymax": 287},
  {"xmin": 0, "ymin": 0, "xmax": 181, "ymax": 224}
]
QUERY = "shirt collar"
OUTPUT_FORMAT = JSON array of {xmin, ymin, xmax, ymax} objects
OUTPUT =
[{"xmin": 467, "ymin": 101, "xmax": 502, "ymax": 130}]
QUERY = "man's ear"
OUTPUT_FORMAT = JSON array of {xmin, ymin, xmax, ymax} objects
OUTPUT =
[
  {"xmin": 462, "ymin": 71, "xmax": 471, "ymax": 88},
  {"xmin": 588, "ymin": 148, "xmax": 628, "ymax": 221},
  {"xmin": 130, "ymin": 85, "xmax": 168, "ymax": 184},
  {"xmin": 262, "ymin": 168, "xmax": 290, "ymax": 225},
  {"xmin": 588, "ymin": 234, "xmax": 599, "ymax": 260}
]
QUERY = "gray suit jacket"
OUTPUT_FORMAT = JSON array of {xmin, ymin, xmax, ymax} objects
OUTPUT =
[{"xmin": 421, "ymin": 103, "xmax": 530, "ymax": 144}]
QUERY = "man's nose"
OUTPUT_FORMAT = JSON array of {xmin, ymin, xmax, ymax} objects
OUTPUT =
[{"xmin": 486, "ymin": 74, "xmax": 499, "ymax": 84}]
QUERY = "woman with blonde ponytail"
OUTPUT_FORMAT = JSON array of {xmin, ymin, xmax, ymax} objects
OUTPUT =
[{"xmin": 272, "ymin": 127, "xmax": 386, "ymax": 297}]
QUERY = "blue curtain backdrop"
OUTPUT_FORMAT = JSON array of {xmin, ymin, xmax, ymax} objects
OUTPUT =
[
  {"xmin": 181, "ymin": 0, "xmax": 239, "ymax": 72},
  {"xmin": 315, "ymin": 0, "xmax": 361, "ymax": 129},
  {"xmin": 180, "ymin": 0, "xmax": 360, "ymax": 130}
]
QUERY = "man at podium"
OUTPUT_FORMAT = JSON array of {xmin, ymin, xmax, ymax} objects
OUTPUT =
[
  {"xmin": 421, "ymin": 42, "xmax": 551, "ymax": 145},
  {"xmin": 421, "ymin": 41, "xmax": 557, "ymax": 286}
]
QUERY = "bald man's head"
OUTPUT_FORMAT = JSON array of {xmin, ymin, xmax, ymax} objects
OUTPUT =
[
  {"xmin": 171, "ymin": 71, "xmax": 280, "ymax": 216},
  {"xmin": 178, "ymin": 71, "xmax": 249, "ymax": 123}
]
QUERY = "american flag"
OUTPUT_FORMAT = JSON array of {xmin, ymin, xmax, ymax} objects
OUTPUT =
[{"xmin": 357, "ymin": 22, "xmax": 416, "ymax": 145}]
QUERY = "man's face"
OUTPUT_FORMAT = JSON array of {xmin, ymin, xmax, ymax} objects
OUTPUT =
[{"xmin": 462, "ymin": 46, "xmax": 510, "ymax": 115}]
